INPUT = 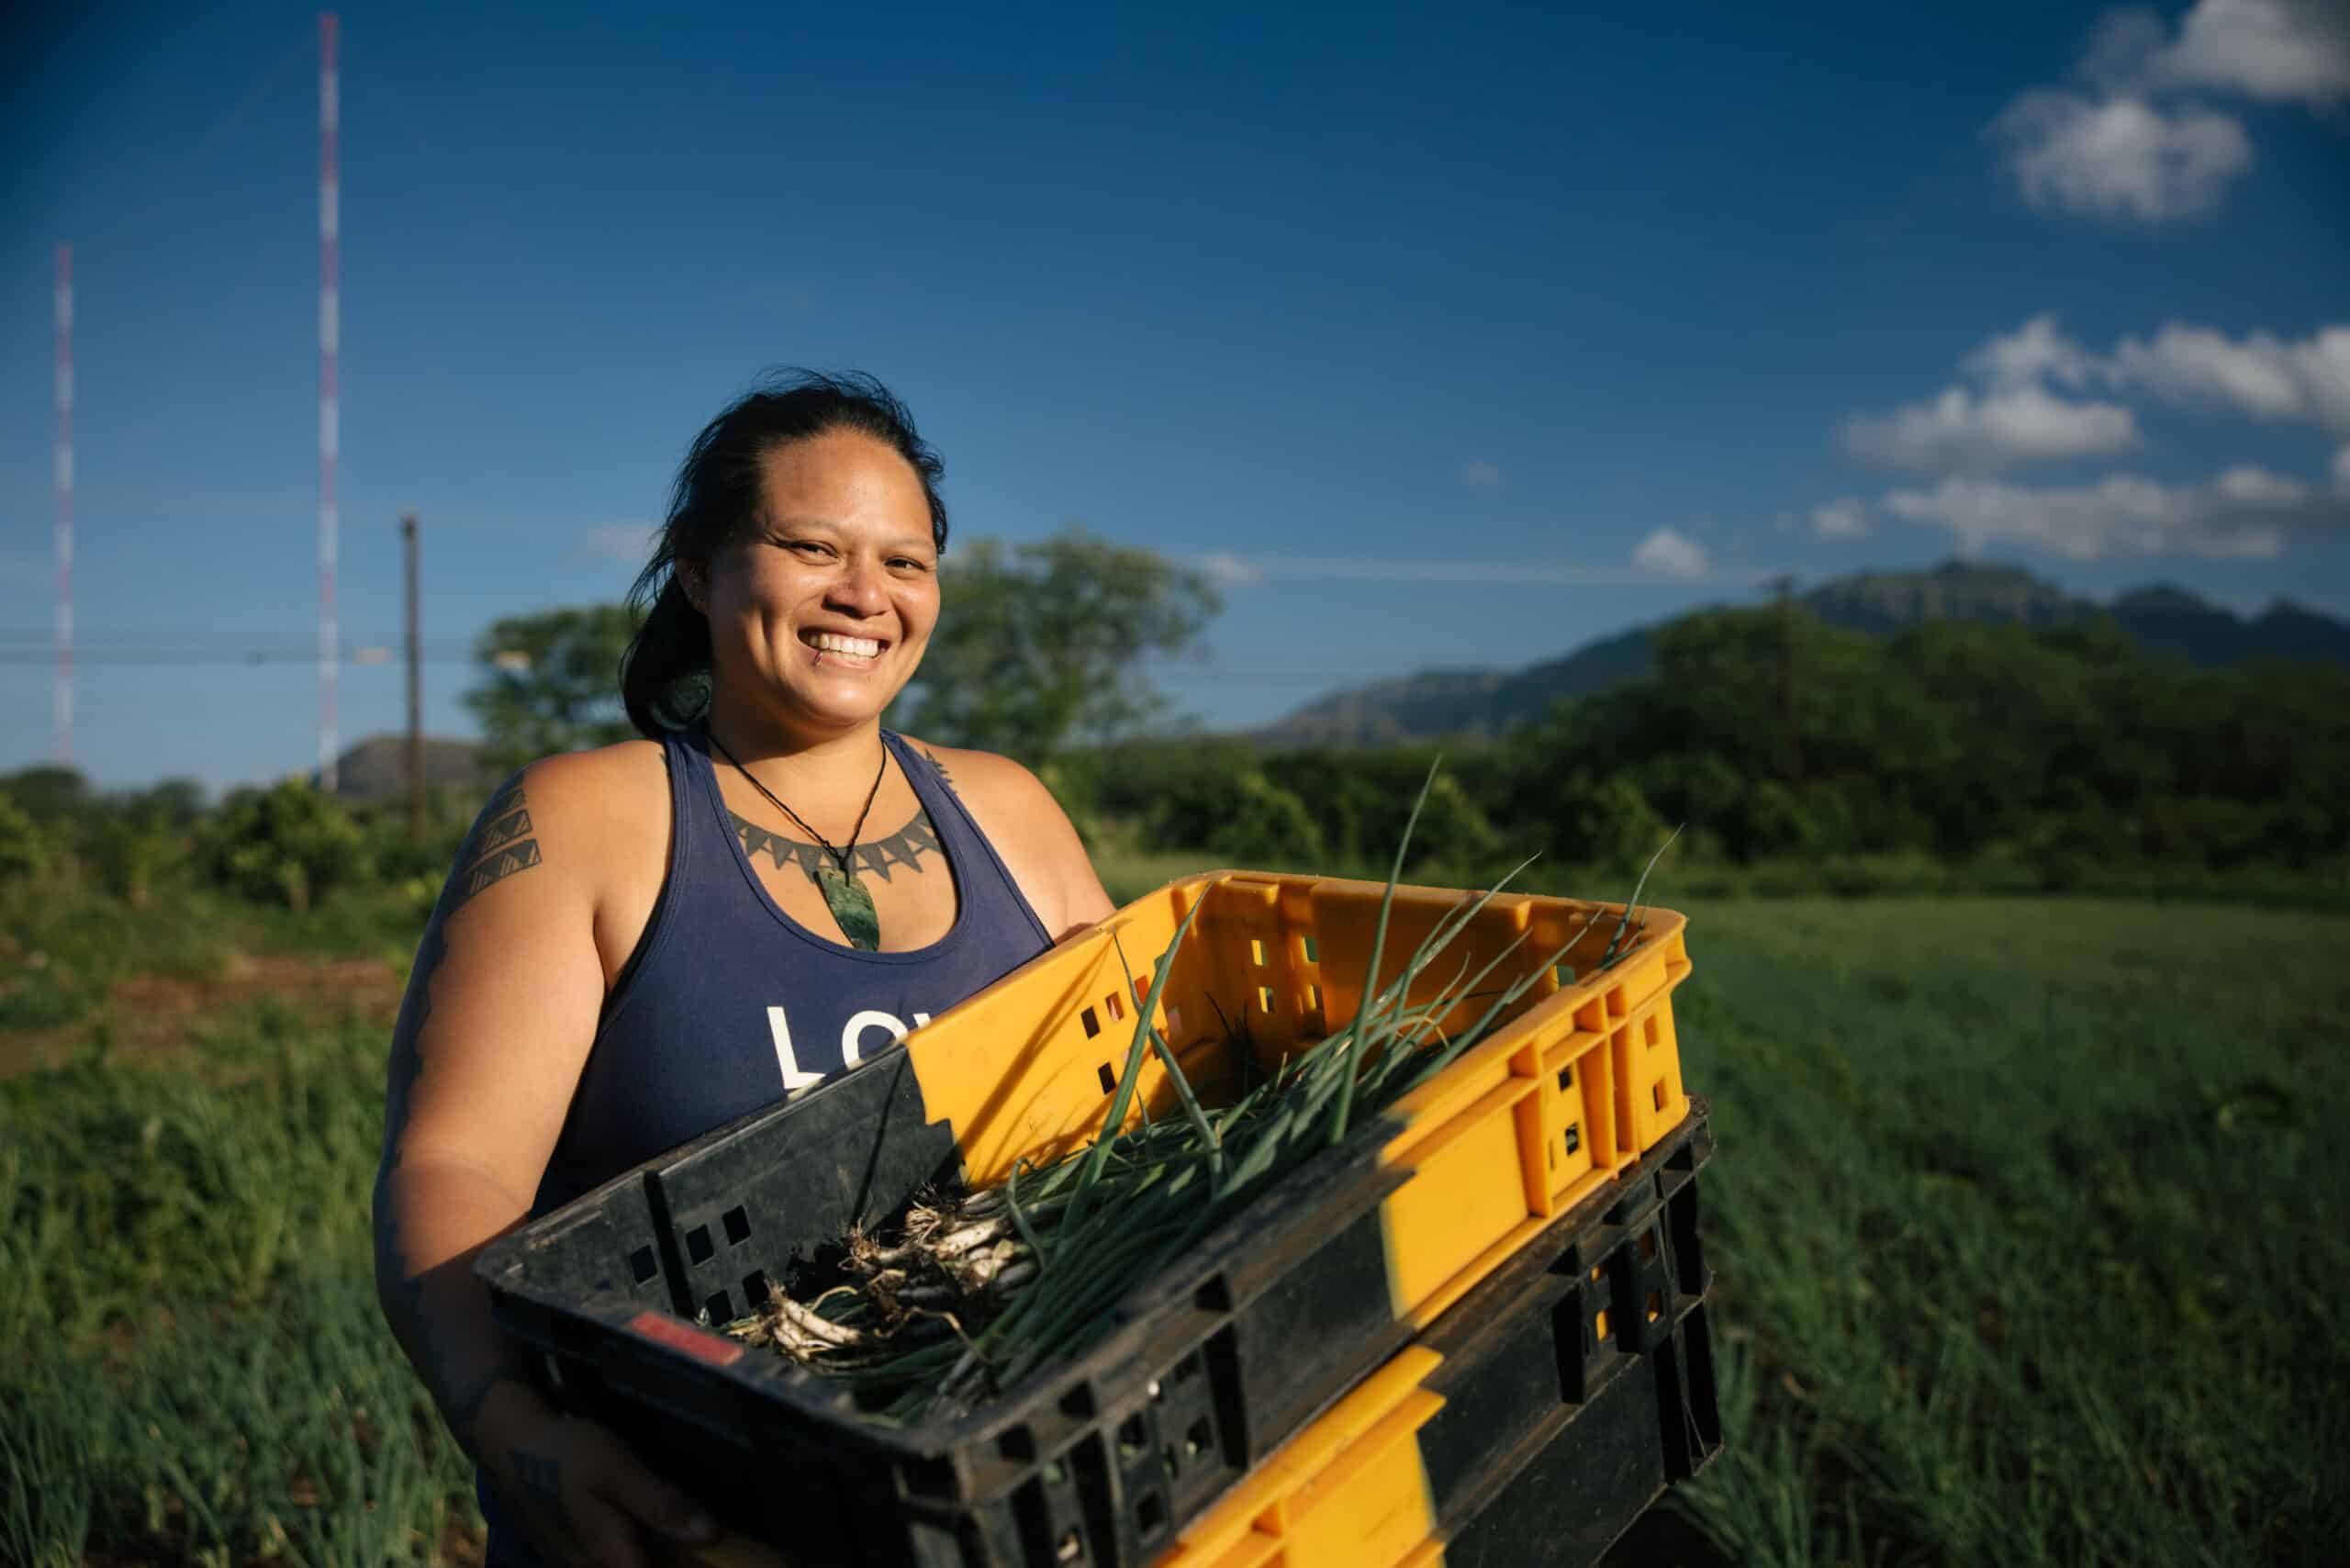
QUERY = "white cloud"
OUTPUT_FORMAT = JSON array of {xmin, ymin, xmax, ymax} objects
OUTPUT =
[
  {"xmin": 2213, "ymin": 465, "xmax": 2308, "ymax": 503},
  {"xmin": 1963, "ymin": 314, "xmax": 2095, "ymax": 392},
  {"xmin": 1882, "ymin": 465, "xmax": 2345, "ymax": 560},
  {"xmin": 1199, "ymin": 551, "xmax": 1264, "ymax": 588},
  {"xmin": 2149, "ymin": 0, "xmax": 2350, "ymax": 106},
  {"xmin": 1195, "ymin": 551, "xmax": 1766, "ymax": 587},
  {"xmin": 1988, "ymin": 92, "xmax": 2252, "ymax": 221},
  {"xmin": 1987, "ymin": 2, "xmax": 2348, "ymax": 223},
  {"xmin": 1810, "ymin": 498, "xmax": 1870, "ymax": 539},
  {"xmin": 1460, "ymin": 458, "xmax": 1504, "ymax": 488},
  {"xmin": 1629, "ymin": 527, "xmax": 1710, "ymax": 579},
  {"xmin": 2103, "ymin": 323, "xmax": 2350, "ymax": 434},
  {"xmin": 1841, "ymin": 385, "xmax": 2142, "ymax": 474},
  {"xmin": 574, "ymin": 523, "xmax": 659, "ymax": 565}
]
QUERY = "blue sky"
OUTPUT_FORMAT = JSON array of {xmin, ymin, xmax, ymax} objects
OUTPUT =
[{"xmin": 5, "ymin": 0, "xmax": 2346, "ymax": 791}]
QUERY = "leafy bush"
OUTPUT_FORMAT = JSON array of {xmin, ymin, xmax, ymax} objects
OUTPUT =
[
  {"xmin": 0, "ymin": 791, "xmax": 43, "ymax": 885},
  {"xmin": 194, "ymin": 781, "xmax": 369, "ymax": 910},
  {"xmin": 1203, "ymin": 771, "xmax": 1325, "ymax": 866}
]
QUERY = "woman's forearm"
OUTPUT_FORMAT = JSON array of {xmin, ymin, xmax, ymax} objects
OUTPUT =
[{"xmin": 373, "ymin": 1157, "xmax": 550, "ymax": 1461}]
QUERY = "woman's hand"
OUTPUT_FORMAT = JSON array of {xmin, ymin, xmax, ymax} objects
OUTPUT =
[{"xmin": 483, "ymin": 1387, "xmax": 720, "ymax": 1568}]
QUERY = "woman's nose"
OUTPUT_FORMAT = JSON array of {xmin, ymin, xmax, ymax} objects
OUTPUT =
[{"xmin": 825, "ymin": 554, "xmax": 890, "ymax": 615}]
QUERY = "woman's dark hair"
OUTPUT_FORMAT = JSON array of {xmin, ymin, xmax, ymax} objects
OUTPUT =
[{"xmin": 621, "ymin": 369, "xmax": 948, "ymax": 735}]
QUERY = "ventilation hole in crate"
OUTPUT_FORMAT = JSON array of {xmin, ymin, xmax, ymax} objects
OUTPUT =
[
  {"xmin": 1080, "ymin": 1005, "xmax": 1101, "ymax": 1038},
  {"xmin": 1652, "ymin": 1080, "xmax": 1668, "ymax": 1112},
  {"xmin": 628, "ymin": 1245, "xmax": 657, "ymax": 1284},
  {"xmin": 1590, "ymin": 1263, "xmax": 1604, "ymax": 1282},
  {"xmin": 1306, "ymin": 981, "xmax": 1322, "ymax": 1014},
  {"xmin": 1639, "ymin": 1230, "xmax": 1658, "ymax": 1261},
  {"xmin": 1163, "ymin": 1442, "xmax": 1182, "ymax": 1479},
  {"xmin": 1644, "ymin": 1015, "xmax": 1661, "ymax": 1048},
  {"xmin": 1193, "ymin": 1275, "xmax": 1233, "ymax": 1312},
  {"xmin": 1097, "ymin": 1062, "xmax": 1117, "ymax": 1094},
  {"xmin": 1166, "ymin": 1003, "xmax": 1184, "ymax": 1036},
  {"xmin": 722, "ymin": 1205, "xmax": 751, "ymax": 1246},
  {"xmin": 1057, "ymin": 1527, "xmax": 1082, "ymax": 1562},
  {"xmin": 997, "ymin": 1427, "xmax": 1036, "ymax": 1462},
  {"xmin": 742, "ymin": 1270, "xmax": 770, "ymax": 1305},
  {"xmin": 1557, "ymin": 1063, "xmax": 1574, "ymax": 1092},
  {"xmin": 1595, "ymin": 1307, "xmax": 1611, "ymax": 1341},
  {"xmin": 903, "ymin": 1456, "xmax": 957, "ymax": 1499},
  {"xmin": 1303, "ymin": 935, "xmax": 1319, "ymax": 963},
  {"xmin": 1185, "ymin": 1416, "xmax": 1212, "ymax": 1458},
  {"xmin": 1563, "ymin": 1123, "xmax": 1582, "ymax": 1158},
  {"xmin": 1136, "ymin": 1491, "xmax": 1167, "ymax": 1537},
  {"xmin": 1256, "ymin": 986, "xmax": 1274, "ymax": 1015},
  {"xmin": 1172, "ymin": 1350, "xmax": 1202, "ymax": 1384},
  {"xmin": 1116, "ymin": 1414, "xmax": 1147, "ymax": 1461},
  {"xmin": 1058, "ymin": 1385, "xmax": 1096, "ymax": 1419},
  {"xmin": 1045, "ymin": 1460, "xmax": 1069, "ymax": 1485},
  {"xmin": 1646, "ymin": 1290, "xmax": 1663, "ymax": 1323},
  {"xmin": 1105, "ymin": 991, "xmax": 1125, "ymax": 1021},
  {"xmin": 1249, "ymin": 938, "xmax": 1266, "ymax": 966},
  {"xmin": 1553, "ymin": 963, "xmax": 1573, "ymax": 987},
  {"xmin": 704, "ymin": 1289, "xmax": 732, "ymax": 1323},
  {"xmin": 686, "ymin": 1226, "xmax": 713, "ymax": 1264}
]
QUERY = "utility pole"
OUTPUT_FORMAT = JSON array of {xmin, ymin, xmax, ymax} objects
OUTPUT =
[
  {"xmin": 1765, "ymin": 574, "xmax": 1803, "ymax": 782},
  {"xmin": 403, "ymin": 513, "xmax": 423, "ymax": 839}
]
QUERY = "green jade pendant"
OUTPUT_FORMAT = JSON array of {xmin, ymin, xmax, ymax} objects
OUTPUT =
[{"xmin": 818, "ymin": 861, "xmax": 881, "ymax": 951}]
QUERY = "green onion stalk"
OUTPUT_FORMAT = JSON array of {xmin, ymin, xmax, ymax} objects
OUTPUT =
[{"xmin": 722, "ymin": 768, "xmax": 1680, "ymax": 1423}]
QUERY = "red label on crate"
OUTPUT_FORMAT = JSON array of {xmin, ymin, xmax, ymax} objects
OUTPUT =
[{"xmin": 629, "ymin": 1310, "xmax": 745, "ymax": 1368}]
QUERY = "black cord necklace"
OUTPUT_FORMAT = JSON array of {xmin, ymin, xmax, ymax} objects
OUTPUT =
[{"xmin": 707, "ymin": 730, "xmax": 890, "ymax": 951}]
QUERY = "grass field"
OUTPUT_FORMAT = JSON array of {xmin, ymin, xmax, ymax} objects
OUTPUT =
[{"xmin": 3, "ymin": 877, "xmax": 2344, "ymax": 1566}]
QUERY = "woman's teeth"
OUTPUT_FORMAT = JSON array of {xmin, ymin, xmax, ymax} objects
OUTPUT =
[{"xmin": 812, "ymin": 632, "xmax": 881, "ymax": 663}]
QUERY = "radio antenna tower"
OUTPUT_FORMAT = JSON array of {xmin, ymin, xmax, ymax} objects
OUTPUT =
[
  {"xmin": 54, "ymin": 243, "xmax": 73, "ymax": 766},
  {"xmin": 318, "ymin": 12, "xmax": 341, "ymax": 790}
]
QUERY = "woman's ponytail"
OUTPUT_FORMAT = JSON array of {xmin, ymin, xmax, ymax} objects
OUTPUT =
[{"xmin": 620, "ymin": 575, "xmax": 711, "ymax": 738}]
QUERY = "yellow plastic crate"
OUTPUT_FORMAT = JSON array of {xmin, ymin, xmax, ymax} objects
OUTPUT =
[{"xmin": 900, "ymin": 868, "xmax": 1693, "ymax": 1330}]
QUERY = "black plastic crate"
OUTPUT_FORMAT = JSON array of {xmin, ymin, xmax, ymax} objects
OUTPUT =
[
  {"xmin": 476, "ymin": 1070, "xmax": 1713, "ymax": 1568},
  {"xmin": 1145, "ymin": 1149, "xmax": 1718, "ymax": 1567},
  {"xmin": 1431, "ymin": 1303, "xmax": 1721, "ymax": 1568}
]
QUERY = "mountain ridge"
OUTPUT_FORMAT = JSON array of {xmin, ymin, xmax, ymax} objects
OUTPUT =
[{"xmin": 1251, "ymin": 559, "xmax": 2350, "ymax": 747}]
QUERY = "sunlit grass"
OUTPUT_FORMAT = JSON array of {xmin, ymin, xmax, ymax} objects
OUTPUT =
[{"xmin": 2, "ymin": 893, "xmax": 2342, "ymax": 1564}]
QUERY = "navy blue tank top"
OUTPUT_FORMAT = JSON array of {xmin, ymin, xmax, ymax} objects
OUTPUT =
[
  {"xmin": 484, "ymin": 727, "xmax": 1053, "ymax": 1566},
  {"xmin": 533, "ymin": 724, "xmax": 1055, "ymax": 1217}
]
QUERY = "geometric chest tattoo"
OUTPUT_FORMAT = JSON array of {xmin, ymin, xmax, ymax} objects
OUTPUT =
[{"xmin": 731, "ymin": 807, "xmax": 944, "ymax": 887}]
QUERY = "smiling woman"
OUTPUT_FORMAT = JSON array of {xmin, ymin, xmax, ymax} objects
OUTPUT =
[{"xmin": 370, "ymin": 371, "xmax": 1114, "ymax": 1568}]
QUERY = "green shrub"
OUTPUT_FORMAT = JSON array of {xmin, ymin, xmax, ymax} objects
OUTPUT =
[
  {"xmin": 1202, "ymin": 771, "xmax": 1325, "ymax": 867},
  {"xmin": 0, "ymin": 792, "xmax": 43, "ymax": 885},
  {"xmin": 194, "ymin": 781, "xmax": 369, "ymax": 910}
]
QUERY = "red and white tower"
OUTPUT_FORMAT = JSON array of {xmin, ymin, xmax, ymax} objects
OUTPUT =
[
  {"xmin": 318, "ymin": 12, "xmax": 340, "ymax": 790},
  {"xmin": 54, "ymin": 243, "xmax": 73, "ymax": 767}
]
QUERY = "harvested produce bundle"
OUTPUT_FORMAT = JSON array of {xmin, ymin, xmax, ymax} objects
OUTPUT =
[{"xmin": 722, "ymin": 778, "xmax": 1676, "ymax": 1423}]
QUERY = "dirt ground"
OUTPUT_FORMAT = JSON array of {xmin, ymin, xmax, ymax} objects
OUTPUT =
[{"xmin": 0, "ymin": 951, "xmax": 408, "ymax": 1081}]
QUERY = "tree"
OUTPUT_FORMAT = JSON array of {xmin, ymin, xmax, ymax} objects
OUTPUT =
[
  {"xmin": 894, "ymin": 526, "xmax": 1221, "ymax": 764},
  {"xmin": 464, "ymin": 605, "xmax": 640, "ymax": 773}
]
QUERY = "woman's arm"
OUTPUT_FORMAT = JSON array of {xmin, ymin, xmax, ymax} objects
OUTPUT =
[{"xmin": 373, "ymin": 754, "xmax": 713, "ymax": 1565}]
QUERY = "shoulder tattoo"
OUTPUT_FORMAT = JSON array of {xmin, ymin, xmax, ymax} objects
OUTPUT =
[{"xmin": 450, "ymin": 775, "xmax": 543, "ymax": 910}]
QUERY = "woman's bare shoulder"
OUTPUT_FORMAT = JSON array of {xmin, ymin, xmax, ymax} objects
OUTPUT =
[
  {"xmin": 896, "ymin": 736, "xmax": 1041, "ymax": 810},
  {"xmin": 455, "ymin": 739, "xmax": 667, "ymax": 885},
  {"xmin": 897, "ymin": 736, "xmax": 1113, "ymax": 938}
]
